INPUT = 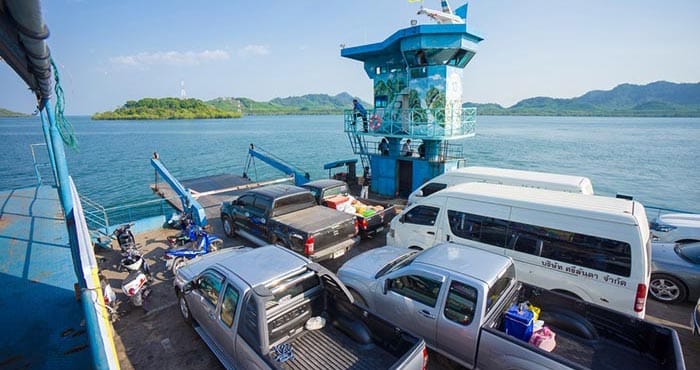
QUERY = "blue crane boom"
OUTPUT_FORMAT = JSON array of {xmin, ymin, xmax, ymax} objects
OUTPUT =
[
  {"xmin": 151, "ymin": 158, "xmax": 207, "ymax": 227},
  {"xmin": 244, "ymin": 144, "xmax": 311, "ymax": 186}
]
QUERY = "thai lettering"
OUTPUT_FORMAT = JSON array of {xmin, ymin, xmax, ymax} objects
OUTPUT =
[{"xmin": 603, "ymin": 275, "xmax": 627, "ymax": 287}]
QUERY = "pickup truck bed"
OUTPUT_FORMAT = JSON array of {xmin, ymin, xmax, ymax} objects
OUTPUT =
[
  {"xmin": 274, "ymin": 206, "xmax": 353, "ymax": 233},
  {"xmin": 276, "ymin": 324, "xmax": 398, "ymax": 370},
  {"xmin": 483, "ymin": 283, "xmax": 683, "ymax": 370}
]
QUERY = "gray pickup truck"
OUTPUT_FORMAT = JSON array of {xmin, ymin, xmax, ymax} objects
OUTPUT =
[
  {"xmin": 301, "ymin": 179, "xmax": 397, "ymax": 239},
  {"xmin": 338, "ymin": 243, "xmax": 686, "ymax": 370},
  {"xmin": 174, "ymin": 246, "xmax": 428, "ymax": 370},
  {"xmin": 220, "ymin": 184, "xmax": 358, "ymax": 262}
]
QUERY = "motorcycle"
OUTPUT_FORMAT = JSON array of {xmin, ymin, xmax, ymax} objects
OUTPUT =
[
  {"xmin": 166, "ymin": 218, "xmax": 197, "ymax": 247},
  {"xmin": 121, "ymin": 268, "xmax": 152, "ymax": 310},
  {"xmin": 112, "ymin": 222, "xmax": 136, "ymax": 252},
  {"xmin": 164, "ymin": 228, "xmax": 223, "ymax": 274}
]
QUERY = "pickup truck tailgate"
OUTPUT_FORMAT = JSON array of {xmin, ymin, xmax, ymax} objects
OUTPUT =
[{"xmin": 274, "ymin": 206, "xmax": 356, "ymax": 246}]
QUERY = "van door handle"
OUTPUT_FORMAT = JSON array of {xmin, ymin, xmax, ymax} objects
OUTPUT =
[
  {"xmin": 427, "ymin": 231, "xmax": 435, "ymax": 235},
  {"xmin": 418, "ymin": 310, "xmax": 435, "ymax": 319}
]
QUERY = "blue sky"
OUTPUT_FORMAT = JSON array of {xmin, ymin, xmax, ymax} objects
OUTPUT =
[{"xmin": 2, "ymin": 0, "xmax": 699, "ymax": 115}]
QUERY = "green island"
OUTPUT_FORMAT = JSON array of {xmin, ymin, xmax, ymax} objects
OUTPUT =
[
  {"xmin": 207, "ymin": 92, "xmax": 362, "ymax": 115},
  {"xmin": 464, "ymin": 81, "xmax": 700, "ymax": 117},
  {"xmin": 0, "ymin": 108, "xmax": 28, "ymax": 117},
  {"xmin": 92, "ymin": 98, "xmax": 242, "ymax": 120}
]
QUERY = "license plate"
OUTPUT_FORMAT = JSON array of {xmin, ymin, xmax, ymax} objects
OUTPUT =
[{"xmin": 333, "ymin": 249, "xmax": 346, "ymax": 259}]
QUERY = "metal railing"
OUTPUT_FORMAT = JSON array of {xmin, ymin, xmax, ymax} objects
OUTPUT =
[
  {"xmin": 347, "ymin": 137, "xmax": 465, "ymax": 162},
  {"xmin": 79, "ymin": 195, "xmax": 176, "ymax": 231},
  {"xmin": 344, "ymin": 105, "xmax": 477, "ymax": 140}
]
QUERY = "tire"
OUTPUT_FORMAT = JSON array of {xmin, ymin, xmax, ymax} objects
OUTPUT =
[
  {"xmin": 649, "ymin": 273, "xmax": 687, "ymax": 304},
  {"xmin": 171, "ymin": 257, "xmax": 186, "ymax": 275},
  {"xmin": 210, "ymin": 239, "xmax": 223, "ymax": 252},
  {"xmin": 222, "ymin": 216, "xmax": 235, "ymax": 238},
  {"xmin": 347, "ymin": 287, "xmax": 369, "ymax": 309},
  {"xmin": 178, "ymin": 292, "xmax": 193, "ymax": 324},
  {"xmin": 551, "ymin": 289, "xmax": 582, "ymax": 301}
]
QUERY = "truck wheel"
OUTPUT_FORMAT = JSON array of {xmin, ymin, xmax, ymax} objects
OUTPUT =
[
  {"xmin": 178, "ymin": 292, "xmax": 193, "ymax": 324},
  {"xmin": 222, "ymin": 216, "xmax": 235, "ymax": 238},
  {"xmin": 649, "ymin": 274, "xmax": 687, "ymax": 303}
]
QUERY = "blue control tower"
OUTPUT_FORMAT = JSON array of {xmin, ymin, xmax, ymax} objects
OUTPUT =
[{"xmin": 341, "ymin": 1, "xmax": 483, "ymax": 197}]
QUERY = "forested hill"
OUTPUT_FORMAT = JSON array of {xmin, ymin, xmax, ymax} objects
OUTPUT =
[
  {"xmin": 465, "ymin": 81, "xmax": 700, "ymax": 117},
  {"xmin": 208, "ymin": 92, "xmax": 369, "ymax": 115},
  {"xmin": 92, "ymin": 98, "xmax": 242, "ymax": 120},
  {"xmin": 0, "ymin": 108, "xmax": 27, "ymax": 117}
]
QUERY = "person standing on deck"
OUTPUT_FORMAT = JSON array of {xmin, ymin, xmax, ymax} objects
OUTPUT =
[
  {"xmin": 352, "ymin": 99, "xmax": 368, "ymax": 132},
  {"xmin": 378, "ymin": 138, "xmax": 389, "ymax": 156},
  {"xmin": 402, "ymin": 139, "xmax": 412, "ymax": 157},
  {"xmin": 360, "ymin": 167, "xmax": 371, "ymax": 199}
]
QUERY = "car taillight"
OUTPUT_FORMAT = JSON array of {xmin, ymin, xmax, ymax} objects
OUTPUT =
[
  {"xmin": 353, "ymin": 218, "xmax": 359, "ymax": 234},
  {"xmin": 360, "ymin": 218, "xmax": 368, "ymax": 230},
  {"xmin": 421, "ymin": 347, "xmax": 428, "ymax": 370},
  {"xmin": 304, "ymin": 235, "xmax": 315, "ymax": 255},
  {"xmin": 634, "ymin": 283, "xmax": 647, "ymax": 313}
]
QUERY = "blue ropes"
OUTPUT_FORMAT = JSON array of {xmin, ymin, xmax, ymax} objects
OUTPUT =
[{"xmin": 50, "ymin": 57, "xmax": 78, "ymax": 149}]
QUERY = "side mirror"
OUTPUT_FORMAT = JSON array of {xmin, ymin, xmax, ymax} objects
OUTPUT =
[
  {"xmin": 416, "ymin": 190, "xmax": 423, "ymax": 197},
  {"xmin": 382, "ymin": 279, "xmax": 391, "ymax": 295},
  {"xmin": 399, "ymin": 214, "xmax": 405, "ymax": 224},
  {"xmin": 183, "ymin": 281, "xmax": 196, "ymax": 294}
]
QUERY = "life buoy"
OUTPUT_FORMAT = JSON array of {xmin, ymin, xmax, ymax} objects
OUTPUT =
[{"xmin": 369, "ymin": 114, "xmax": 382, "ymax": 130}]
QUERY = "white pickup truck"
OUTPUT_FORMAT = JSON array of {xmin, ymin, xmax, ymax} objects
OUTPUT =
[{"xmin": 338, "ymin": 243, "xmax": 686, "ymax": 370}]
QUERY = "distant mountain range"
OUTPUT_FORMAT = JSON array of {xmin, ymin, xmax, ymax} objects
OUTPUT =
[
  {"xmin": 0, "ymin": 108, "xmax": 27, "ymax": 117},
  {"xmin": 207, "ymin": 92, "xmax": 369, "ymax": 115},
  {"xmin": 464, "ymin": 81, "xmax": 700, "ymax": 117}
]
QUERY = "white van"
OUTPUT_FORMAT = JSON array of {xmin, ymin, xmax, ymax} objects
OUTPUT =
[
  {"xmin": 407, "ymin": 166, "xmax": 594, "ymax": 205},
  {"xmin": 388, "ymin": 182, "xmax": 651, "ymax": 318}
]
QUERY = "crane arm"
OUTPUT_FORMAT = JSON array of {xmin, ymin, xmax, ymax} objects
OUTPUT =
[
  {"xmin": 245, "ymin": 144, "xmax": 310, "ymax": 186},
  {"xmin": 151, "ymin": 158, "xmax": 207, "ymax": 227}
]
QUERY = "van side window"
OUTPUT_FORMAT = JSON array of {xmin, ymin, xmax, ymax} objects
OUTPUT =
[
  {"xmin": 405, "ymin": 205, "xmax": 440, "ymax": 226},
  {"xmin": 447, "ymin": 210, "xmax": 632, "ymax": 277},
  {"xmin": 420, "ymin": 182, "xmax": 447, "ymax": 197},
  {"xmin": 444, "ymin": 281, "xmax": 477, "ymax": 325},
  {"xmin": 447, "ymin": 211, "xmax": 508, "ymax": 247},
  {"xmin": 389, "ymin": 275, "xmax": 442, "ymax": 307}
]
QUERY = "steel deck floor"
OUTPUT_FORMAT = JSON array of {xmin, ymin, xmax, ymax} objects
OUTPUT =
[{"xmin": 0, "ymin": 186, "xmax": 90, "ymax": 369}]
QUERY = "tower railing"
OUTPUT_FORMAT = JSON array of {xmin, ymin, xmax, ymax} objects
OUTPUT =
[{"xmin": 344, "ymin": 106, "xmax": 477, "ymax": 140}]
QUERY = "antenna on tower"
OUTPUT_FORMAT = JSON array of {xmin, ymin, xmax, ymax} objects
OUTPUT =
[{"xmin": 180, "ymin": 80, "xmax": 187, "ymax": 99}]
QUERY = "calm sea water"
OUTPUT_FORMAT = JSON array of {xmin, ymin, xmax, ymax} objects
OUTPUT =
[{"xmin": 1, "ymin": 115, "xmax": 698, "ymax": 214}]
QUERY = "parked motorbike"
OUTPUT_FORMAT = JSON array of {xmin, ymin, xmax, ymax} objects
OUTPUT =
[
  {"xmin": 166, "ymin": 218, "xmax": 196, "ymax": 247},
  {"xmin": 164, "ymin": 228, "xmax": 223, "ymax": 274},
  {"xmin": 112, "ymin": 222, "xmax": 136, "ymax": 251},
  {"xmin": 167, "ymin": 211, "xmax": 191, "ymax": 230},
  {"xmin": 121, "ymin": 268, "xmax": 152, "ymax": 310}
]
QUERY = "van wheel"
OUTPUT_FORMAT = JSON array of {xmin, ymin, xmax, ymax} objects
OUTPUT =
[
  {"xmin": 649, "ymin": 274, "xmax": 687, "ymax": 303},
  {"xmin": 222, "ymin": 216, "xmax": 235, "ymax": 238}
]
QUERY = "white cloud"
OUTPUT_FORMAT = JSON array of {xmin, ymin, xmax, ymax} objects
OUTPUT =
[
  {"xmin": 110, "ymin": 49, "xmax": 229, "ymax": 67},
  {"xmin": 237, "ymin": 44, "xmax": 271, "ymax": 56}
]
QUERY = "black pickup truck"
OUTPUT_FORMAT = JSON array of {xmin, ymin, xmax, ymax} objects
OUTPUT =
[
  {"xmin": 220, "ymin": 184, "xmax": 359, "ymax": 262},
  {"xmin": 301, "ymin": 179, "xmax": 397, "ymax": 238}
]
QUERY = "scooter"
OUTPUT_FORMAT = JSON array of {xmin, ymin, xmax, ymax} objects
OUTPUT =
[
  {"xmin": 121, "ymin": 268, "xmax": 151, "ymax": 310},
  {"xmin": 112, "ymin": 222, "xmax": 136, "ymax": 251},
  {"xmin": 166, "ymin": 218, "xmax": 197, "ymax": 247},
  {"xmin": 164, "ymin": 228, "xmax": 223, "ymax": 274}
]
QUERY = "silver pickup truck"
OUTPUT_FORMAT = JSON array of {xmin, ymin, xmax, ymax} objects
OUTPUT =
[
  {"xmin": 174, "ymin": 245, "xmax": 428, "ymax": 370},
  {"xmin": 338, "ymin": 243, "xmax": 686, "ymax": 370}
]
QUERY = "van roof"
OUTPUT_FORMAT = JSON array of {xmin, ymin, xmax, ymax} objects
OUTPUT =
[
  {"xmin": 415, "ymin": 243, "xmax": 513, "ymax": 286},
  {"xmin": 443, "ymin": 166, "xmax": 592, "ymax": 193},
  {"xmin": 439, "ymin": 182, "xmax": 640, "ymax": 225}
]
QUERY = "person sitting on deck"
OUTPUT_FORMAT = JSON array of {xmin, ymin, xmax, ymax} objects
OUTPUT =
[{"xmin": 352, "ymin": 99, "xmax": 368, "ymax": 132}]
